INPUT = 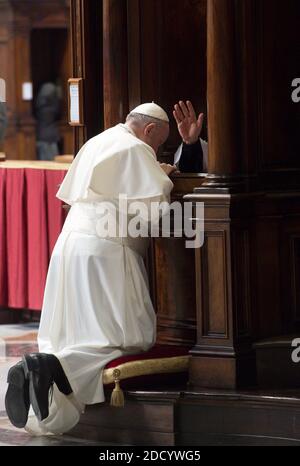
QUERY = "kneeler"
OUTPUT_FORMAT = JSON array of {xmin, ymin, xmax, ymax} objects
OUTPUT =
[{"xmin": 103, "ymin": 344, "xmax": 190, "ymax": 407}]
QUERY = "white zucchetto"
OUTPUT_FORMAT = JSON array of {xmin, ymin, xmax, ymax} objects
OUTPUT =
[{"xmin": 129, "ymin": 102, "xmax": 169, "ymax": 123}]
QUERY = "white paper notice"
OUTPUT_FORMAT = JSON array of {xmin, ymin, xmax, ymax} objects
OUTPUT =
[
  {"xmin": 22, "ymin": 82, "xmax": 33, "ymax": 101},
  {"xmin": 0, "ymin": 78, "xmax": 6, "ymax": 102},
  {"xmin": 70, "ymin": 83, "xmax": 80, "ymax": 123}
]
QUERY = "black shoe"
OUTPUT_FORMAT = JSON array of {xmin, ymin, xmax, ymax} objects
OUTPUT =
[
  {"xmin": 22, "ymin": 353, "xmax": 72, "ymax": 422},
  {"xmin": 5, "ymin": 361, "xmax": 30, "ymax": 428}
]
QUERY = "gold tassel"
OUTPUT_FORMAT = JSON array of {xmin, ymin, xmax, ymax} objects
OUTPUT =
[{"xmin": 110, "ymin": 369, "xmax": 124, "ymax": 408}]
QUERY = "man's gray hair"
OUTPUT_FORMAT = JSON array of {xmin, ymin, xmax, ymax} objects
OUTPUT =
[{"xmin": 126, "ymin": 112, "xmax": 164, "ymax": 127}]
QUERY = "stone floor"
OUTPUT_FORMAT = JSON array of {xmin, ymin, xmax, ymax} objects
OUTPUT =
[
  {"xmin": 0, "ymin": 323, "xmax": 119, "ymax": 446},
  {"xmin": 0, "ymin": 412, "xmax": 118, "ymax": 446}
]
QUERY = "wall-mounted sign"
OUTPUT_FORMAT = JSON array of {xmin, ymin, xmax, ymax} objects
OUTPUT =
[
  {"xmin": 0, "ymin": 78, "xmax": 6, "ymax": 102},
  {"xmin": 68, "ymin": 78, "xmax": 84, "ymax": 126},
  {"xmin": 22, "ymin": 82, "xmax": 33, "ymax": 101}
]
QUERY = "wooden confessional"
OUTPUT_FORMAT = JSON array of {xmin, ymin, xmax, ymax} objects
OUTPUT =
[{"xmin": 68, "ymin": 0, "xmax": 300, "ymax": 445}]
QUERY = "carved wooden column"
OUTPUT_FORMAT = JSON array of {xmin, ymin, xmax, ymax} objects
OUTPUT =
[
  {"xmin": 188, "ymin": 0, "xmax": 258, "ymax": 389},
  {"xmin": 187, "ymin": 191, "xmax": 258, "ymax": 389},
  {"xmin": 103, "ymin": 0, "xmax": 129, "ymax": 128},
  {"xmin": 202, "ymin": 0, "xmax": 243, "ymax": 191}
]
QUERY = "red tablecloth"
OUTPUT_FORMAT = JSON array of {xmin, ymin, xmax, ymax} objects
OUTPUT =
[{"xmin": 0, "ymin": 161, "xmax": 69, "ymax": 311}]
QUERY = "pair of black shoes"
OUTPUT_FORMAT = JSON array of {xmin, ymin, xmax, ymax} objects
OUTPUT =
[{"xmin": 5, "ymin": 353, "xmax": 73, "ymax": 428}]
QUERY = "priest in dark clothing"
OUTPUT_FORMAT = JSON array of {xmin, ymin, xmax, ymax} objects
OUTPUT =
[{"xmin": 173, "ymin": 100, "xmax": 208, "ymax": 173}]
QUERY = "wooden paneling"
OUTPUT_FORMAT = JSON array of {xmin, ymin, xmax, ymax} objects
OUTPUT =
[
  {"xmin": 68, "ymin": 0, "xmax": 300, "ymax": 395},
  {"xmin": 71, "ymin": 0, "xmax": 207, "ymax": 153},
  {"xmin": 279, "ymin": 213, "xmax": 300, "ymax": 333},
  {"xmin": 129, "ymin": 0, "xmax": 207, "ymax": 152},
  {"xmin": 257, "ymin": 0, "xmax": 300, "ymax": 171},
  {"xmin": 204, "ymin": 232, "xmax": 228, "ymax": 337},
  {"xmin": 290, "ymin": 238, "xmax": 300, "ymax": 324},
  {"xmin": 232, "ymin": 229, "xmax": 251, "ymax": 336},
  {"xmin": 103, "ymin": 0, "xmax": 129, "ymax": 128},
  {"xmin": 101, "ymin": 0, "xmax": 207, "ymax": 152},
  {"xmin": 154, "ymin": 238, "xmax": 196, "ymax": 347},
  {"xmin": 126, "ymin": 0, "xmax": 141, "ymax": 110},
  {"xmin": 70, "ymin": 387, "xmax": 300, "ymax": 446},
  {"xmin": 179, "ymin": 390, "xmax": 300, "ymax": 445},
  {"xmin": 254, "ymin": 217, "xmax": 282, "ymax": 337},
  {"xmin": 69, "ymin": 391, "xmax": 181, "ymax": 446}
]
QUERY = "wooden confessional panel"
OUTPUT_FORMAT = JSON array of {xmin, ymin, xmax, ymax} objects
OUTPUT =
[
  {"xmin": 127, "ymin": 0, "xmax": 207, "ymax": 156},
  {"xmin": 126, "ymin": 0, "xmax": 208, "ymax": 345},
  {"xmin": 69, "ymin": 1, "xmax": 207, "ymax": 346},
  {"xmin": 257, "ymin": 0, "xmax": 300, "ymax": 171}
]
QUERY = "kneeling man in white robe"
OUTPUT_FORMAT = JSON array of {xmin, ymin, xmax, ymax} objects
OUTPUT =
[{"xmin": 5, "ymin": 102, "xmax": 179, "ymax": 436}]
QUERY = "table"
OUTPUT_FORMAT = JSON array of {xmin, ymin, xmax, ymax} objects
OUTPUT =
[{"xmin": 0, "ymin": 161, "xmax": 70, "ymax": 311}]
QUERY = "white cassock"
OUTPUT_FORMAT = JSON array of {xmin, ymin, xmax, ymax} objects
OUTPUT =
[{"xmin": 25, "ymin": 123, "xmax": 173, "ymax": 436}]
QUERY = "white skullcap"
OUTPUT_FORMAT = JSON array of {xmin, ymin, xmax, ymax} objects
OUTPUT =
[{"xmin": 130, "ymin": 102, "xmax": 169, "ymax": 123}]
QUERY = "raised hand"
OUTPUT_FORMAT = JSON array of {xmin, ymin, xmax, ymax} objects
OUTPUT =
[{"xmin": 173, "ymin": 100, "xmax": 204, "ymax": 144}]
